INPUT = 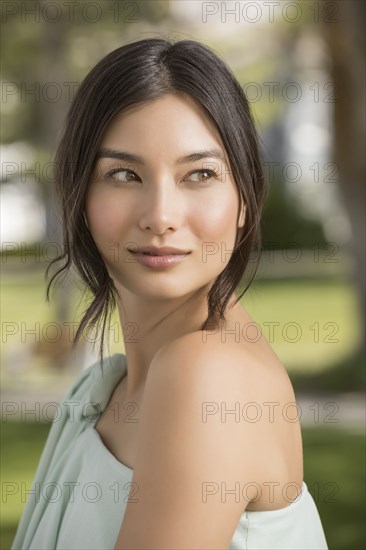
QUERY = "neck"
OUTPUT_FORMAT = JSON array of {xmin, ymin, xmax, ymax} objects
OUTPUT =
[{"xmin": 114, "ymin": 281, "xmax": 215, "ymax": 400}]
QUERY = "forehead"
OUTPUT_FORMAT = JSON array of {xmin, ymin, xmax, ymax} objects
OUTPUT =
[{"xmin": 100, "ymin": 93, "xmax": 226, "ymax": 157}]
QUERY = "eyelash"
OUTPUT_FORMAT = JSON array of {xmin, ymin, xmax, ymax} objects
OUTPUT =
[{"xmin": 105, "ymin": 167, "xmax": 219, "ymax": 185}]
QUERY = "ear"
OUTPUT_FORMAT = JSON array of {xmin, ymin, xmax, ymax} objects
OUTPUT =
[{"xmin": 238, "ymin": 203, "xmax": 246, "ymax": 228}]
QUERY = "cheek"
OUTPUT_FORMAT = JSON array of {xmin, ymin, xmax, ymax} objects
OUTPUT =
[
  {"xmin": 191, "ymin": 193, "xmax": 238, "ymax": 245},
  {"xmin": 86, "ymin": 191, "xmax": 130, "ymax": 249}
]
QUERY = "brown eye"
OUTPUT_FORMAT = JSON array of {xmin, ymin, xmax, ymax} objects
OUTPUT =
[
  {"xmin": 107, "ymin": 169, "xmax": 140, "ymax": 183},
  {"xmin": 186, "ymin": 169, "xmax": 218, "ymax": 183}
]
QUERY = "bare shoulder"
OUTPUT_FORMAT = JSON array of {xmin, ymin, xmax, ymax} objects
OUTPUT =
[
  {"xmin": 149, "ymin": 329, "xmax": 296, "ymax": 405},
  {"xmin": 146, "ymin": 330, "xmax": 303, "ymax": 509}
]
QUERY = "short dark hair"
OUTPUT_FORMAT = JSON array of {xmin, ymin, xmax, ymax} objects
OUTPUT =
[{"xmin": 46, "ymin": 36, "xmax": 268, "ymax": 365}]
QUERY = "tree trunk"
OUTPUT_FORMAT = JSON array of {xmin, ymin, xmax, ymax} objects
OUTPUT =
[{"xmin": 324, "ymin": 0, "xmax": 366, "ymax": 356}]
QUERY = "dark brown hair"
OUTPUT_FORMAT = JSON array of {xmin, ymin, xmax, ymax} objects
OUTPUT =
[{"xmin": 46, "ymin": 36, "xmax": 268, "ymax": 365}]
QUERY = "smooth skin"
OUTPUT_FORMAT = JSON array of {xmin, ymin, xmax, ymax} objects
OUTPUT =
[{"xmin": 85, "ymin": 93, "xmax": 303, "ymax": 549}]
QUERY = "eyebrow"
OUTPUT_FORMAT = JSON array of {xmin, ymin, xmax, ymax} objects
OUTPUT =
[{"xmin": 95, "ymin": 148, "xmax": 227, "ymax": 165}]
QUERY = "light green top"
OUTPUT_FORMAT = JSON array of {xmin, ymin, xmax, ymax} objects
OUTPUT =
[{"xmin": 12, "ymin": 353, "xmax": 328, "ymax": 549}]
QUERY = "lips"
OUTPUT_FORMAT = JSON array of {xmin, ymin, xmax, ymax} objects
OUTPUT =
[
  {"xmin": 126, "ymin": 245, "xmax": 191, "ymax": 268},
  {"xmin": 128, "ymin": 245, "xmax": 190, "ymax": 256}
]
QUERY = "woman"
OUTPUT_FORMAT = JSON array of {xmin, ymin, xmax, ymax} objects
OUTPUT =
[{"xmin": 12, "ymin": 37, "xmax": 328, "ymax": 549}]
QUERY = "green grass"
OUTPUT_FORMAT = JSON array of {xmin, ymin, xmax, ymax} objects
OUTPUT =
[
  {"xmin": 1, "ymin": 421, "xmax": 52, "ymax": 523},
  {"xmin": 1, "ymin": 421, "xmax": 52, "ymax": 550},
  {"xmin": 302, "ymin": 427, "xmax": 365, "ymax": 549},
  {"xmin": 1, "ymin": 421, "xmax": 364, "ymax": 550},
  {"xmin": 244, "ymin": 277, "xmax": 362, "ymax": 373}
]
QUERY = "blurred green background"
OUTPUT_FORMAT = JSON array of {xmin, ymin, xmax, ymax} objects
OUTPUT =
[{"xmin": 1, "ymin": 1, "xmax": 365, "ymax": 549}]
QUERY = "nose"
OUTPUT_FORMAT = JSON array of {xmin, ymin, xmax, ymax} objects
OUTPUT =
[{"xmin": 138, "ymin": 179, "xmax": 183, "ymax": 234}]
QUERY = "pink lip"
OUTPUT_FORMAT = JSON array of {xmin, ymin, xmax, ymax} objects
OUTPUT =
[
  {"xmin": 131, "ymin": 252, "xmax": 190, "ymax": 268},
  {"xmin": 128, "ymin": 245, "xmax": 190, "ymax": 255}
]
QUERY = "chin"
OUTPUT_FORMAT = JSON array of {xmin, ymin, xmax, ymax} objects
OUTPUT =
[{"xmin": 113, "ymin": 276, "xmax": 191, "ymax": 298}]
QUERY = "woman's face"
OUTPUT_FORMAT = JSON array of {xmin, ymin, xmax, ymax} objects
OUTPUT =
[{"xmin": 85, "ymin": 93, "xmax": 246, "ymax": 300}]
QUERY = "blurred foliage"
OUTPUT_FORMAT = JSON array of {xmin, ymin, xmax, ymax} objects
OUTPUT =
[
  {"xmin": 1, "ymin": 0, "xmax": 170, "ymax": 144},
  {"xmin": 261, "ymin": 179, "xmax": 327, "ymax": 250}
]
